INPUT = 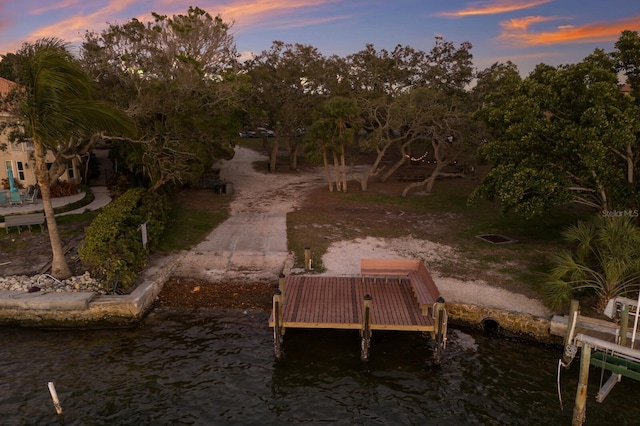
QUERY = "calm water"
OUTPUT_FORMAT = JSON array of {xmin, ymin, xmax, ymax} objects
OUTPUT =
[{"xmin": 1, "ymin": 308, "xmax": 639, "ymax": 425}]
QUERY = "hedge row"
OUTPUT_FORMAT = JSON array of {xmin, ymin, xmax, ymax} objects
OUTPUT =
[{"xmin": 78, "ymin": 188, "xmax": 169, "ymax": 292}]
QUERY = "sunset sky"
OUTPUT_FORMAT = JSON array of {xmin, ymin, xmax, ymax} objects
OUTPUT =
[{"xmin": 1, "ymin": 0, "xmax": 639, "ymax": 76}]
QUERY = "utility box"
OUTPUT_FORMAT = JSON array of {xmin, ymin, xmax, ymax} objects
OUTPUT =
[{"xmin": 224, "ymin": 182, "xmax": 233, "ymax": 194}]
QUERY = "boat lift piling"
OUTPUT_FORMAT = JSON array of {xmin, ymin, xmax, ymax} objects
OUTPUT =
[{"xmin": 556, "ymin": 299, "xmax": 640, "ymax": 426}]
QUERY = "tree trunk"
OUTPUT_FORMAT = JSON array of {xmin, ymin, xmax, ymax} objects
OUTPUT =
[
  {"xmin": 340, "ymin": 144, "xmax": 347, "ymax": 192},
  {"xmin": 322, "ymin": 148, "xmax": 333, "ymax": 192},
  {"xmin": 287, "ymin": 135, "xmax": 299, "ymax": 170},
  {"xmin": 269, "ymin": 138, "xmax": 279, "ymax": 173},
  {"xmin": 380, "ymin": 140, "xmax": 411, "ymax": 182},
  {"xmin": 34, "ymin": 141, "xmax": 72, "ymax": 279},
  {"xmin": 356, "ymin": 145, "xmax": 388, "ymax": 191},
  {"xmin": 401, "ymin": 166, "xmax": 465, "ymax": 197},
  {"xmin": 333, "ymin": 151, "xmax": 341, "ymax": 191}
]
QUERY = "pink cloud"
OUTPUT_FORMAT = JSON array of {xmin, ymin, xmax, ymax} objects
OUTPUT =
[
  {"xmin": 30, "ymin": 0, "xmax": 84, "ymax": 16},
  {"xmin": 439, "ymin": 0, "xmax": 552, "ymax": 17}
]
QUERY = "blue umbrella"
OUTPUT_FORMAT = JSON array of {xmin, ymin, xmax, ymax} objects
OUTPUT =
[{"xmin": 7, "ymin": 168, "xmax": 17, "ymax": 192}]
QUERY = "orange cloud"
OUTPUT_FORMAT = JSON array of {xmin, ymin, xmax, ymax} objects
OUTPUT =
[
  {"xmin": 215, "ymin": 0, "xmax": 343, "ymax": 28},
  {"xmin": 499, "ymin": 13, "xmax": 640, "ymax": 45},
  {"xmin": 28, "ymin": 0, "xmax": 141, "ymax": 43},
  {"xmin": 439, "ymin": 0, "xmax": 552, "ymax": 17},
  {"xmin": 30, "ymin": 0, "xmax": 84, "ymax": 16},
  {"xmin": 16, "ymin": 0, "xmax": 344, "ymax": 50}
]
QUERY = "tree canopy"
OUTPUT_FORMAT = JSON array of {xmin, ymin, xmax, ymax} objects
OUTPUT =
[
  {"xmin": 81, "ymin": 6, "xmax": 242, "ymax": 190},
  {"xmin": 471, "ymin": 31, "xmax": 640, "ymax": 218}
]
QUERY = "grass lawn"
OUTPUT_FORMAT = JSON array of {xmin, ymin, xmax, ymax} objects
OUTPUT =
[{"xmin": 287, "ymin": 162, "xmax": 594, "ymax": 300}]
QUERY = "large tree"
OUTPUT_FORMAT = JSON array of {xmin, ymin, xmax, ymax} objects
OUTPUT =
[
  {"xmin": 8, "ymin": 38, "xmax": 133, "ymax": 278},
  {"xmin": 399, "ymin": 87, "xmax": 480, "ymax": 196},
  {"xmin": 344, "ymin": 39, "xmax": 476, "ymax": 192},
  {"xmin": 244, "ymin": 41, "xmax": 327, "ymax": 172},
  {"xmin": 81, "ymin": 7, "xmax": 241, "ymax": 190},
  {"xmin": 471, "ymin": 34, "xmax": 640, "ymax": 218},
  {"xmin": 346, "ymin": 44, "xmax": 426, "ymax": 190}
]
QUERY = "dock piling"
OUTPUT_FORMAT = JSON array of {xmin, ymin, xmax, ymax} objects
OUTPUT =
[
  {"xmin": 572, "ymin": 342, "xmax": 591, "ymax": 426},
  {"xmin": 361, "ymin": 294, "xmax": 372, "ymax": 361},
  {"xmin": 304, "ymin": 247, "xmax": 311, "ymax": 271},
  {"xmin": 278, "ymin": 273, "xmax": 286, "ymax": 300},
  {"xmin": 273, "ymin": 290, "xmax": 284, "ymax": 360},
  {"xmin": 433, "ymin": 298, "xmax": 447, "ymax": 364}
]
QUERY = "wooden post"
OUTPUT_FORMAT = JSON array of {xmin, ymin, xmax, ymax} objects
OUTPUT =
[
  {"xmin": 361, "ymin": 294, "xmax": 372, "ymax": 361},
  {"xmin": 278, "ymin": 273, "xmax": 286, "ymax": 301},
  {"xmin": 433, "ymin": 297, "xmax": 447, "ymax": 364},
  {"xmin": 620, "ymin": 303, "xmax": 629, "ymax": 347},
  {"xmin": 273, "ymin": 290, "xmax": 284, "ymax": 360},
  {"xmin": 304, "ymin": 247, "xmax": 311, "ymax": 271},
  {"xmin": 563, "ymin": 299, "xmax": 580, "ymax": 366},
  {"xmin": 572, "ymin": 342, "xmax": 591, "ymax": 426}
]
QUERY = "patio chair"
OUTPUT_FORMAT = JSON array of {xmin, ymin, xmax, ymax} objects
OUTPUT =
[
  {"xmin": 0, "ymin": 192, "xmax": 7, "ymax": 206},
  {"xmin": 9, "ymin": 191, "xmax": 22, "ymax": 205},
  {"xmin": 23, "ymin": 188, "xmax": 38, "ymax": 204}
]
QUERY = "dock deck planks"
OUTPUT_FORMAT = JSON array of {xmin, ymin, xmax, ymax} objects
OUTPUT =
[{"xmin": 270, "ymin": 275, "xmax": 436, "ymax": 332}]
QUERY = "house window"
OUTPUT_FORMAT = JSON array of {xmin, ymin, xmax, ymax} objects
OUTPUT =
[
  {"xmin": 67, "ymin": 162, "xmax": 74, "ymax": 179},
  {"xmin": 16, "ymin": 162, "xmax": 25, "ymax": 180}
]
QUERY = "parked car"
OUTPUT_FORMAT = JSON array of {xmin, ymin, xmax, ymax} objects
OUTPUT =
[
  {"xmin": 257, "ymin": 127, "xmax": 275, "ymax": 137},
  {"xmin": 239, "ymin": 130, "xmax": 257, "ymax": 138}
]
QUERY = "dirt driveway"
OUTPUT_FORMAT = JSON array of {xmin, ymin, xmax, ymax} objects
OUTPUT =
[{"xmin": 172, "ymin": 147, "xmax": 326, "ymax": 282}]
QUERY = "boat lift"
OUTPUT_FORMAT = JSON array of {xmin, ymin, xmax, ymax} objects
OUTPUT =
[{"xmin": 559, "ymin": 296, "xmax": 640, "ymax": 426}]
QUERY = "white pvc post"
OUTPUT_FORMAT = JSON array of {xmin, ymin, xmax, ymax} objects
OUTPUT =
[{"xmin": 48, "ymin": 382, "xmax": 63, "ymax": 415}]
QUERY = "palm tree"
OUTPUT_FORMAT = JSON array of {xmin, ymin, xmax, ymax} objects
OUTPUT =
[
  {"xmin": 544, "ymin": 214, "xmax": 640, "ymax": 312},
  {"xmin": 309, "ymin": 96, "xmax": 360, "ymax": 192},
  {"xmin": 13, "ymin": 38, "xmax": 133, "ymax": 279}
]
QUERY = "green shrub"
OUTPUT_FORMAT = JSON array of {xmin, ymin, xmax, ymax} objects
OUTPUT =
[
  {"xmin": 79, "ymin": 188, "xmax": 169, "ymax": 291},
  {"xmin": 50, "ymin": 181, "xmax": 79, "ymax": 197}
]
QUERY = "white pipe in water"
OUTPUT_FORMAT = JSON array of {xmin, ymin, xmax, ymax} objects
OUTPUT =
[{"xmin": 47, "ymin": 382, "xmax": 63, "ymax": 415}]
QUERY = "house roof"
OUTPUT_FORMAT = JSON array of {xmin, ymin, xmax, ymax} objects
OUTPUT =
[
  {"xmin": 0, "ymin": 76, "xmax": 17, "ymax": 97},
  {"xmin": 0, "ymin": 77, "xmax": 17, "ymax": 115}
]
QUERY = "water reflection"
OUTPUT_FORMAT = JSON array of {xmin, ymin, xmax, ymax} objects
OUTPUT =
[{"xmin": 1, "ymin": 308, "xmax": 638, "ymax": 425}]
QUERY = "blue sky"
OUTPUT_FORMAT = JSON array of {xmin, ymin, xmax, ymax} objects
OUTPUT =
[{"xmin": 1, "ymin": 0, "xmax": 639, "ymax": 76}]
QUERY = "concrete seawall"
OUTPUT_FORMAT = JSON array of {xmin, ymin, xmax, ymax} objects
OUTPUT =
[
  {"xmin": 445, "ymin": 302, "xmax": 561, "ymax": 345},
  {"xmin": 0, "ymin": 254, "xmax": 180, "ymax": 328},
  {"xmin": 0, "ymin": 256, "xmax": 562, "ymax": 347}
]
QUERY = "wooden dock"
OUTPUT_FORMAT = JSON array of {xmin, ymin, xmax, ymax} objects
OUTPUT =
[{"xmin": 269, "ymin": 259, "xmax": 447, "ymax": 362}]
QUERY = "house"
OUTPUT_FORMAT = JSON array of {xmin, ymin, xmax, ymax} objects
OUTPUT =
[{"xmin": 0, "ymin": 76, "xmax": 81, "ymax": 191}]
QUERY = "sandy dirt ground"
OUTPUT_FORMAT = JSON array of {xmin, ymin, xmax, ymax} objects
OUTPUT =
[{"xmin": 171, "ymin": 146, "xmax": 550, "ymax": 318}]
